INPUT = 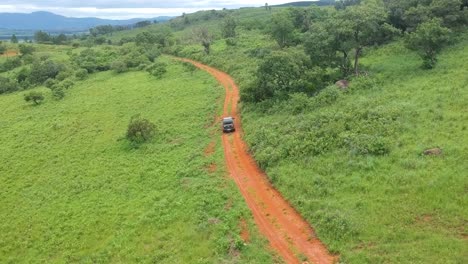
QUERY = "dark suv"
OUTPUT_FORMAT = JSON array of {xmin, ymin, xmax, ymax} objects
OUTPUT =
[{"xmin": 222, "ymin": 117, "xmax": 235, "ymax": 133}]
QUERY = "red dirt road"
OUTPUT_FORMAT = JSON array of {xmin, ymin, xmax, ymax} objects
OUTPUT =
[{"xmin": 179, "ymin": 58, "xmax": 336, "ymax": 264}]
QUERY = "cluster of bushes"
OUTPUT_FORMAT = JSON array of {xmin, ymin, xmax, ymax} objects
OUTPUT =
[
  {"xmin": 0, "ymin": 76, "xmax": 20, "ymax": 94},
  {"xmin": 243, "ymin": 86, "xmax": 401, "ymax": 169}
]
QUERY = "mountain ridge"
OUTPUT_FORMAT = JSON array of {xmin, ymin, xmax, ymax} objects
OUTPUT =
[{"xmin": 0, "ymin": 11, "xmax": 172, "ymax": 31}]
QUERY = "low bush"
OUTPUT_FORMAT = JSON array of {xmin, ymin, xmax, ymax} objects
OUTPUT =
[
  {"xmin": 0, "ymin": 77, "xmax": 19, "ymax": 94},
  {"xmin": 50, "ymin": 84, "xmax": 66, "ymax": 100},
  {"xmin": 126, "ymin": 115, "xmax": 156, "ymax": 145},
  {"xmin": 75, "ymin": 68, "xmax": 88, "ymax": 80},
  {"xmin": 0, "ymin": 57, "xmax": 22, "ymax": 73},
  {"xmin": 146, "ymin": 62, "xmax": 167, "ymax": 78},
  {"xmin": 111, "ymin": 60, "xmax": 128, "ymax": 73},
  {"xmin": 24, "ymin": 91, "xmax": 44, "ymax": 105}
]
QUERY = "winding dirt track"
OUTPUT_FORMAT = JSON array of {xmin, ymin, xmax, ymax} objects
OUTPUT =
[{"xmin": 178, "ymin": 58, "xmax": 336, "ymax": 264}]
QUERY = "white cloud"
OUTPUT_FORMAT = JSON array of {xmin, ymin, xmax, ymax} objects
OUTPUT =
[{"xmin": 0, "ymin": 1, "xmax": 315, "ymax": 19}]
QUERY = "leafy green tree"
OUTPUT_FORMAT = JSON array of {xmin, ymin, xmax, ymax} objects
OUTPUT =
[
  {"xmin": 192, "ymin": 27, "xmax": 213, "ymax": 54},
  {"xmin": 28, "ymin": 60, "xmax": 64, "ymax": 84},
  {"xmin": 145, "ymin": 46, "xmax": 161, "ymax": 62},
  {"xmin": 430, "ymin": 0, "xmax": 466, "ymax": 27},
  {"xmin": 335, "ymin": 0, "xmax": 362, "ymax": 10},
  {"xmin": 244, "ymin": 51, "xmax": 314, "ymax": 102},
  {"xmin": 53, "ymin": 34, "xmax": 67, "ymax": 45},
  {"xmin": 10, "ymin": 34, "xmax": 18, "ymax": 43},
  {"xmin": 222, "ymin": 15, "xmax": 237, "ymax": 38},
  {"xmin": 405, "ymin": 18, "xmax": 451, "ymax": 69},
  {"xmin": 136, "ymin": 31, "xmax": 158, "ymax": 46},
  {"xmin": 24, "ymin": 91, "xmax": 45, "ymax": 105},
  {"xmin": 34, "ymin": 31, "xmax": 50, "ymax": 43},
  {"xmin": 305, "ymin": 20, "xmax": 354, "ymax": 76},
  {"xmin": 134, "ymin": 21, "xmax": 152, "ymax": 28},
  {"xmin": 0, "ymin": 44, "xmax": 5, "ymax": 54},
  {"xmin": 270, "ymin": 12, "xmax": 294, "ymax": 48},
  {"xmin": 337, "ymin": 1, "xmax": 399, "ymax": 75}
]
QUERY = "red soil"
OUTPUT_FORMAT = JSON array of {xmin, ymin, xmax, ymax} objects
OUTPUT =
[
  {"xmin": 0, "ymin": 50, "xmax": 19, "ymax": 57},
  {"xmin": 239, "ymin": 218, "xmax": 250, "ymax": 243},
  {"xmin": 178, "ymin": 58, "xmax": 336, "ymax": 264}
]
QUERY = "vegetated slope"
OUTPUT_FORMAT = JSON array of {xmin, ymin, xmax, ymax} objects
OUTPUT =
[
  {"xmin": 0, "ymin": 59, "xmax": 273, "ymax": 263},
  {"xmin": 180, "ymin": 58, "xmax": 335, "ymax": 264},
  {"xmin": 240, "ymin": 39, "xmax": 468, "ymax": 263},
  {"xmin": 143, "ymin": 6, "xmax": 466, "ymax": 263}
]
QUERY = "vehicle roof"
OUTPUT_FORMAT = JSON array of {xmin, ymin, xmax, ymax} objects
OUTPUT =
[{"xmin": 222, "ymin": 117, "xmax": 234, "ymax": 121}]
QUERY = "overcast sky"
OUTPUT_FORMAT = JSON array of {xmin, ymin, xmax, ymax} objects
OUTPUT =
[{"xmin": 0, "ymin": 1, "xmax": 314, "ymax": 19}]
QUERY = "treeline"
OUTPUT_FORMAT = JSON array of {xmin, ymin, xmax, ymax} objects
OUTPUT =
[{"xmin": 241, "ymin": 0, "xmax": 467, "ymax": 102}]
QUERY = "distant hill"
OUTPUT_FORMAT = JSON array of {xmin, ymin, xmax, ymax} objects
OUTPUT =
[
  {"xmin": 272, "ymin": 0, "xmax": 336, "ymax": 7},
  {"xmin": 0, "ymin": 11, "xmax": 172, "ymax": 31}
]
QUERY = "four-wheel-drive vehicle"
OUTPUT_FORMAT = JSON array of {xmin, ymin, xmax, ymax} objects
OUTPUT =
[{"xmin": 222, "ymin": 117, "xmax": 235, "ymax": 133}]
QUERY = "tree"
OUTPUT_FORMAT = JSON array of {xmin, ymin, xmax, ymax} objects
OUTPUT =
[
  {"xmin": 305, "ymin": 19, "xmax": 354, "ymax": 76},
  {"xmin": 405, "ymin": 18, "xmax": 451, "ymax": 69},
  {"xmin": 53, "ymin": 34, "xmax": 67, "ymax": 45},
  {"xmin": 0, "ymin": 44, "xmax": 5, "ymax": 55},
  {"xmin": 244, "ymin": 51, "xmax": 314, "ymax": 102},
  {"xmin": 24, "ymin": 91, "xmax": 45, "ymax": 105},
  {"xmin": 126, "ymin": 115, "xmax": 156, "ymax": 144},
  {"xmin": 28, "ymin": 60, "xmax": 64, "ymax": 84},
  {"xmin": 337, "ymin": 1, "xmax": 398, "ymax": 76},
  {"xmin": 222, "ymin": 15, "xmax": 237, "ymax": 38},
  {"xmin": 270, "ymin": 12, "xmax": 294, "ymax": 48},
  {"xmin": 192, "ymin": 27, "xmax": 213, "ymax": 54},
  {"xmin": 11, "ymin": 34, "xmax": 18, "ymax": 43},
  {"xmin": 34, "ymin": 31, "xmax": 51, "ymax": 43},
  {"xmin": 134, "ymin": 21, "xmax": 152, "ymax": 28}
]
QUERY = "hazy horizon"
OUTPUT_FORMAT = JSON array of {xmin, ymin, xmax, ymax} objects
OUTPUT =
[{"xmin": 0, "ymin": 1, "xmax": 317, "ymax": 19}]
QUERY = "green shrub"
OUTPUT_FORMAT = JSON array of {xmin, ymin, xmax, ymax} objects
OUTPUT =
[
  {"xmin": 75, "ymin": 69, "xmax": 88, "ymax": 80},
  {"xmin": 28, "ymin": 60, "xmax": 64, "ymax": 85},
  {"xmin": 61, "ymin": 79, "xmax": 74, "ymax": 89},
  {"xmin": 56, "ymin": 70, "xmax": 73, "ymax": 81},
  {"xmin": 24, "ymin": 91, "xmax": 45, "ymax": 105},
  {"xmin": 44, "ymin": 78, "xmax": 58, "ymax": 88},
  {"xmin": 126, "ymin": 115, "xmax": 156, "ymax": 144},
  {"xmin": 314, "ymin": 85, "xmax": 341, "ymax": 106},
  {"xmin": 0, "ymin": 76, "xmax": 19, "ymax": 94},
  {"xmin": 344, "ymin": 133, "xmax": 390, "ymax": 156},
  {"xmin": 18, "ymin": 44, "xmax": 35, "ymax": 56},
  {"xmin": 146, "ymin": 62, "xmax": 167, "ymax": 78},
  {"xmin": 51, "ymin": 85, "xmax": 66, "ymax": 100},
  {"xmin": 16, "ymin": 67, "xmax": 30, "ymax": 83},
  {"xmin": 0, "ymin": 57, "xmax": 22, "ymax": 73},
  {"xmin": 111, "ymin": 60, "xmax": 128, "ymax": 73}
]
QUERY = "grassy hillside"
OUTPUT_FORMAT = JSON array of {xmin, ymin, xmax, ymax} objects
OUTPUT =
[
  {"xmin": 241, "ymin": 38, "xmax": 468, "ymax": 263},
  {"xmin": 1, "ymin": 2, "xmax": 466, "ymax": 263},
  {"xmin": 147, "ymin": 6, "xmax": 467, "ymax": 263},
  {"xmin": 0, "ymin": 58, "xmax": 274, "ymax": 263}
]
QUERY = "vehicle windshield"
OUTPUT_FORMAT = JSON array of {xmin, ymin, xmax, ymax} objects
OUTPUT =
[{"xmin": 222, "ymin": 118, "xmax": 233, "ymax": 124}]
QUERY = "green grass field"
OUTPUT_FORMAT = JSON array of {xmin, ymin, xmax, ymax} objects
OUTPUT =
[
  {"xmin": 160, "ymin": 9, "xmax": 468, "ymax": 262},
  {"xmin": 240, "ymin": 39, "xmax": 468, "ymax": 263},
  {"xmin": 0, "ymin": 58, "xmax": 274, "ymax": 263}
]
